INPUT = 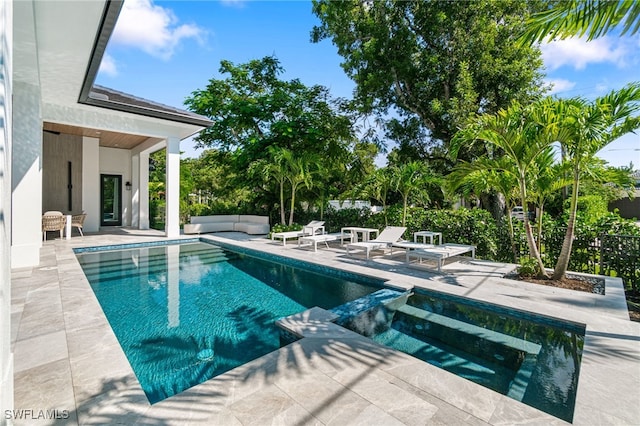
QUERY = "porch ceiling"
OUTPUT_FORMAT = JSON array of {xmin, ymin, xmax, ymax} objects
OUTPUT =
[{"xmin": 43, "ymin": 122, "xmax": 163, "ymax": 150}]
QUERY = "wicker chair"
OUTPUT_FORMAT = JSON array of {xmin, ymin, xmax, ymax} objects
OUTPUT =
[
  {"xmin": 42, "ymin": 212, "xmax": 66, "ymax": 240},
  {"xmin": 71, "ymin": 213, "xmax": 87, "ymax": 236}
]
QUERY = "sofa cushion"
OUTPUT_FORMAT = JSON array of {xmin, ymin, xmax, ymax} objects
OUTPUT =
[
  {"xmin": 190, "ymin": 215, "xmax": 239, "ymax": 224},
  {"xmin": 238, "ymin": 215, "xmax": 269, "ymax": 224},
  {"xmin": 183, "ymin": 222, "xmax": 236, "ymax": 234},
  {"xmin": 234, "ymin": 222, "xmax": 270, "ymax": 235}
]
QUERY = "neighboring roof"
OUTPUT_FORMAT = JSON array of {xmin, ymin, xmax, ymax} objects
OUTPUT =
[{"xmin": 89, "ymin": 85, "xmax": 213, "ymax": 128}]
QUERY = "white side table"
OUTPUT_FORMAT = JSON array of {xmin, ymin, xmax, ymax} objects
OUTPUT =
[{"xmin": 413, "ymin": 231, "xmax": 442, "ymax": 245}]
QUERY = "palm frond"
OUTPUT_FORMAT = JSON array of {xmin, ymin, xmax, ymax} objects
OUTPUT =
[{"xmin": 520, "ymin": 0, "xmax": 640, "ymax": 44}]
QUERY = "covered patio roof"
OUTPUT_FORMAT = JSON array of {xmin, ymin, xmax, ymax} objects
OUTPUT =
[{"xmin": 14, "ymin": 0, "xmax": 212, "ymax": 148}]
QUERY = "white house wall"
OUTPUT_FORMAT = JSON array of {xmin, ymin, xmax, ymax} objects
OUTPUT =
[
  {"xmin": 99, "ymin": 147, "xmax": 132, "ymax": 226},
  {"xmin": 11, "ymin": 0, "xmax": 42, "ymax": 269},
  {"xmin": 0, "ymin": 0, "xmax": 13, "ymax": 418}
]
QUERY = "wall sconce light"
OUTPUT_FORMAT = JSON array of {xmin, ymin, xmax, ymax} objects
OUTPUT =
[{"xmin": 125, "ymin": 181, "xmax": 132, "ymax": 191}]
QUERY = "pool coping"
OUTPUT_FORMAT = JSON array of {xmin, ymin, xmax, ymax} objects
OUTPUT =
[{"xmin": 10, "ymin": 231, "xmax": 640, "ymax": 425}]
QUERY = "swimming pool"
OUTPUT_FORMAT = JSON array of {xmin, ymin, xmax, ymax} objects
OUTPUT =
[
  {"xmin": 75, "ymin": 240, "xmax": 384, "ymax": 403},
  {"xmin": 336, "ymin": 289, "xmax": 585, "ymax": 422}
]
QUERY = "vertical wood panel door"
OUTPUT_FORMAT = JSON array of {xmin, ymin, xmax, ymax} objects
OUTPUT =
[{"xmin": 100, "ymin": 174, "xmax": 122, "ymax": 226}]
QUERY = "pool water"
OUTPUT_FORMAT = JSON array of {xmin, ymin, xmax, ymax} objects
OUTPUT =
[
  {"xmin": 337, "ymin": 289, "xmax": 584, "ymax": 422},
  {"xmin": 75, "ymin": 241, "xmax": 382, "ymax": 403}
]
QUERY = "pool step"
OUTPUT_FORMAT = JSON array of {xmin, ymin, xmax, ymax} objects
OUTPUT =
[
  {"xmin": 395, "ymin": 304, "xmax": 540, "ymax": 401},
  {"xmin": 397, "ymin": 305, "xmax": 542, "ymax": 355},
  {"xmin": 80, "ymin": 249, "xmax": 233, "ymax": 283},
  {"xmin": 374, "ymin": 327, "xmax": 516, "ymax": 393}
]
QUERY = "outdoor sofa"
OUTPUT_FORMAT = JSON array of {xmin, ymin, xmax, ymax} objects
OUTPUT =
[{"xmin": 183, "ymin": 215, "xmax": 270, "ymax": 235}]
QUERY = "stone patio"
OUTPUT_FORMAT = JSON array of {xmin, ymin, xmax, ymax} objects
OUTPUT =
[{"xmin": 10, "ymin": 229, "xmax": 640, "ymax": 425}]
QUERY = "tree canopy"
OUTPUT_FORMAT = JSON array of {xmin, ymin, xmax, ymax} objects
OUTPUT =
[
  {"xmin": 184, "ymin": 56, "xmax": 377, "ymax": 216},
  {"xmin": 311, "ymin": 0, "xmax": 547, "ymax": 162}
]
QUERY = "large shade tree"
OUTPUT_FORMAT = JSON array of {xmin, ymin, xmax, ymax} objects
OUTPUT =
[
  {"xmin": 311, "ymin": 0, "xmax": 546, "ymax": 166},
  {"xmin": 185, "ymin": 56, "xmax": 362, "ymax": 214}
]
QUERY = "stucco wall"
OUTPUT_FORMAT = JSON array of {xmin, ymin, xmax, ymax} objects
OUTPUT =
[
  {"xmin": 1, "ymin": 0, "xmax": 13, "ymax": 421},
  {"xmin": 99, "ymin": 147, "xmax": 132, "ymax": 226}
]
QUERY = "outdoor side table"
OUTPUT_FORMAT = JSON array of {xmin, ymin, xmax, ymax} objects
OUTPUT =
[{"xmin": 413, "ymin": 231, "xmax": 442, "ymax": 245}]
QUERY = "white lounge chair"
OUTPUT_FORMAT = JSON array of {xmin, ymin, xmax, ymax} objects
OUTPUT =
[
  {"xmin": 405, "ymin": 243, "xmax": 476, "ymax": 271},
  {"xmin": 271, "ymin": 220, "xmax": 325, "ymax": 246},
  {"xmin": 346, "ymin": 226, "xmax": 407, "ymax": 259},
  {"xmin": 297, "ymin": 233, "xmax": 343, "ymax": 252}
]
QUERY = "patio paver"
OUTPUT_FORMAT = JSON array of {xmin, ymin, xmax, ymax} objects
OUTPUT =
[{"xmin": 10, "ymin": 228, "xmax": 640, "ymax": 425}]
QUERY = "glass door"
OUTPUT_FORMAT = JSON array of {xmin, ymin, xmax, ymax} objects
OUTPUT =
[{"xmin": 100, "ymin": 174, "xmax": 122, "ymax": 226}]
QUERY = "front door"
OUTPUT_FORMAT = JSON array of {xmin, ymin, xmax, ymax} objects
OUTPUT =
[{"xmin": 101, "ymin": 174, "xmax": 122, "ymax": 226}]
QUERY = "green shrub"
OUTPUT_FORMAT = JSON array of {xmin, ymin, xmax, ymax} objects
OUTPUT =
[
  {"xmin": 564, "ymin": 194, "xmax": 609, "ymax": 225},
  {"xmin": 268, "ymin": 223, "xmax": 302, "ymax": 239},
  {"xmin": 323, "ymin": 207, "xmax": 373, "ymax": 233},
  {"xmin": 188, "ymin": 203, "xmax": 212, "ymax": 217},
  {"xmin": 518, "ymin": 257, "xmax": 540, "ymax": 277}
]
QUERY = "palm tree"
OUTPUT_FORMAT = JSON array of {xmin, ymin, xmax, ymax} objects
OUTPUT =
[
  {"xmin": 520, "ymin": 0, "xmax": 640, "ymax": 44},
  {"xmin": 285, "ymin": 153, "xmax": 319, "ymax": 226},
  {"xmin": 390, "ymin": 161, "xmax": 441, "ymax": 227},
  {"xmin": 353, "ymin": 167, "xmax": 393, "ymax": 226},
  {"xmin": 447, "ymin": 157, "xmax": 521, "ymax": 262},
  {"xmin": 541, "ymin": 85, "xmax": 640, "ymax": 280},
  {"xmin": 527, "ymin": 149, "xmax": 570, "ymax": 254},
  {"xmin": 452, "ymin": 101, "xmax": 555, "ymax": 277},
  {"xmin": 252, "ymin": 146, "xmax": 290, "ymax": 225}
]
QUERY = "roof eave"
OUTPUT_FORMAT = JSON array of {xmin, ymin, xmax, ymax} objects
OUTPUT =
[{"xmin": 77, "ymin": 0, "xmax": 213, "ymax": 128}]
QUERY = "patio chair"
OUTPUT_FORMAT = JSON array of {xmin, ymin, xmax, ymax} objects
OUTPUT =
[
  {"xmin": 271, "ymin": 220, "xmax": 325, "ymax": 246},
  {"xmin": 42, "ymin": 211, "xmax": 66, "ymax": 240},
  {"xmin": 71, "ymin": 213, "xmax": 87, "ymax": 236},
  {"xmin": 346, "ymin": 226, "xmax": 407, "ymax": 259}
]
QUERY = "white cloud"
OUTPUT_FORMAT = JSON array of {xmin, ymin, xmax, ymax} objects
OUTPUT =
[
  {"xmin": 544, "ymin": 78, "xmax": 576, "ymax": 95},
  {"xmin": 595, "ymin": 82, "xmax": 609, "ymax": 93},
  {"xmin": 540, "ymin": 36, "xmax": 631, "ymax": 71},
  {"xmin": 220, "ymin": 0, "xmax": 246, "ymax": 8},
  {"xmin": 110, "ymin": 0, "xmax": 205, "ymax": 60},
  {"xmin": 99, "ymin": 53, "xmax": 118, "ymax": 76}
]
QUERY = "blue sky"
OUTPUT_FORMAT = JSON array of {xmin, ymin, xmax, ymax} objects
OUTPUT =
[{"xmin": 96, "ymin": 0, "xmax": 640, "ymax": 169}]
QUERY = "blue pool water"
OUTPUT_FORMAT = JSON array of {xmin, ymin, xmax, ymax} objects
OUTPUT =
[
  {"xmin": 336, "ymin": 289, "xmax": 584, "ymax": 422},
  {"xmin": 75, "ymin": 241, "xmax": 383, "ymax": 403}
]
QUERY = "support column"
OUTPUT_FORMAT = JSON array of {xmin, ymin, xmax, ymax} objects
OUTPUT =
[
  {"xmin": 165, "ymin": 138, "xmax": 180, "ymax": 237},
  {"xmin": 81, "ymin": 136, "xmax": 99, "ymax": 232},
  {"xmin": 131, "ymin": 154, "xmax": 140, "ymax": 228},
  {"xmin": 139, "ymin": 151, "xmax": 149, "ymax": 230}
]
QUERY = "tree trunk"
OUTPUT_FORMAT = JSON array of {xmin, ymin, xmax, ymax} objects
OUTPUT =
[
  {"xmin": 553, "ymin": 171, "xmax": 580, "ymax": 280},
  {"xmin": 279, "ymin": 179, "xmax": 286, "ymax": 225},
  {"xmin": 402, "ymin": 194, "xmax": 409, "ymax": 227},
  {"xmin": 288, "ymin": 183, "xmax": 297, "ymax": 226},
  {"xmin": 480, "ymin": 191, "xmax": 505, "ymax": 223},
  {"xmin": 506, "ymin": 211, "xmax": 518, "ymax": 263},
  {"xmin": 518, "ymin": 177, "xmax": 547, "ymax": 278},
  {"xmin": 536, "ymin": 205, "xmax": 544, "ymax": 254}
]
